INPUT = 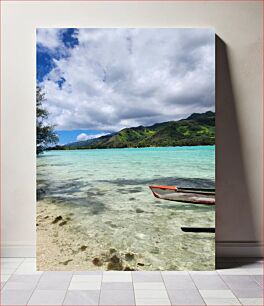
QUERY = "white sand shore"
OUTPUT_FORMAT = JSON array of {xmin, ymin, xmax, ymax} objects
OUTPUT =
[
  {"xmin": 37, "ymin": 200, "xmax": 142, "ymax": 271},
  {"xmin": 37, "ymin": 198, "xmax": 215, "ymax": 271}
]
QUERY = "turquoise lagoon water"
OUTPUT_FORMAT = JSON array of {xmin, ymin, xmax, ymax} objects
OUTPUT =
[{"xmin": 37, "ymin": 146, "xmax": 215, "ymax": 270}]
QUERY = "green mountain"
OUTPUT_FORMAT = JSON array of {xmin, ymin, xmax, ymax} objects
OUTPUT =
[{"xmin": 52, "ymin": 111, "xmax": 215, "ymax": 150}]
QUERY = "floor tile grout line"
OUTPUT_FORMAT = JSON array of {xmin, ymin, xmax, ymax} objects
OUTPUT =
[
  {"xmin": 25, "ymin": 266, "xmax": 47, "ymax": 305},
  {"xmin": 1, "ymin": 258, "xmax": 263, "ymax": 305},
  {"xmin": 249, "ymin": 274, "xmax": 263, "ymax": 289},
  {"xmin": 97, "ymin": 270, "xmax": 103, "ymax": 306},
  {"xmin": 1, "ymin": 280, "xmax": 6, "ymax": 291},
  {"xmin": 3, "ymin": 258, "xmax": 25, "ymax": 276},
  {"xmin": 12, "ymin": 258, "xmax": 38, "ymax": 276},
  {"xmin": 160, "ymin": 271, "xmax": 172, "ymax": 306},
  {"xmin": 217, "ymin": 273, "xmax": 249, "ymax": 305},
  {"xmin": 0, "ymin": 258, "xmax": 25, "ymax": 285},
  {"xmin": 227, "ymin": 285, "xmax": 263, "ymax": 305},
  {"xmin": 188, "ymin": 271, "xmax": 208, "ymax": 305},
  {"xmin": 131, "ymin": 272, "xmax": 137, "ymax": 306},
  {"xmin": 60, "ymin": 271, "xmax": 74, "ymax": 306},
  {"xmin": 0, "ymin": 259, "xmax": 23, "ymax": 302},
  {"xmin": 132, "ymin": 272, "xmax": 169, "ymax": 305},
  {"xmin": 1, "ymin": 260, "xmax": 23, "ymax": 269},
  {"xmin": 237, "ymin": 297, "xmax": 264, "ymax": 306},
  {"xmin": 0, "ymin": 257, "xmax": 26, "ymax": 264}
]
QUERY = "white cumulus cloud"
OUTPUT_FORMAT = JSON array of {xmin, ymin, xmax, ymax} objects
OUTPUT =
[
  {"xmin": 37, "ymin": 28, "xmax": 61, "ymax": 50},
  {"xmin": 76, "ymin": 132, "xmax": 109, "ymax": 141},
  {"xmin": 38, "ymin": 28, "xmax": 215, "ymax": 131}
]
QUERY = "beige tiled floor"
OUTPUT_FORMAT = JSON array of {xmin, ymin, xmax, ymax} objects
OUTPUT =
[{"xmin": 0, "ymin": 257, "xmax": 263, "ymax": 305}]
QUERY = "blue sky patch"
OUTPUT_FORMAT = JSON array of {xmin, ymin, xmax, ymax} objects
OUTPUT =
[
  {"xmin": 37, "ymin": 28, "xmax": 79, "ymax": 83},
  {"xmin": 61, "ymin": 28, "xmax": 79, "ymax": 48},
  {"xmin": 56, "ymin": 77, "xmax": 66, "ymax": 89},
  {"xmin": 37, "ymin": 46, "xmax": 56, "ymax": 82},
  {"xmin": 55, "ymin": 129, "xmax": 110, "ymax": 145}
]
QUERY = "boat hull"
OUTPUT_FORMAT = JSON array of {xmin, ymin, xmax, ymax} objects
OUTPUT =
[{"xmin": 149, "ymin": 185, "xmax": 215, "ymax": 205}]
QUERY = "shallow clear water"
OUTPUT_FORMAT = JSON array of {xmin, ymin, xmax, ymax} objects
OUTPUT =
[{"xmin": 37, "ymin": 146, "xmax": 215, "ymax": 270}]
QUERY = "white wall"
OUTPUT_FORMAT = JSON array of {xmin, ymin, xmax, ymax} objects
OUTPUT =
[{"xmin": 1, "ymin": 1, "xmax": 262, "ymax": 257}]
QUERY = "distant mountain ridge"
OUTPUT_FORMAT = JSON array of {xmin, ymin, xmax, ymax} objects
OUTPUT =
[{"xmin": 51, "ymin": 111, "xmax": 215, "ymax": 150}]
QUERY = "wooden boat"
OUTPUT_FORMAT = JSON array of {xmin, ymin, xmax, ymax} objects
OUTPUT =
[{"xmin": 149, "ymin": 185, "xmax": 215, "ymax": 205}]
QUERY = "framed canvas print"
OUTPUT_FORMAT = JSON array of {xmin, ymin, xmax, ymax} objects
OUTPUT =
[{"xmin": 36, "ymin": 28, "xmax": 215, "ymax": 271}]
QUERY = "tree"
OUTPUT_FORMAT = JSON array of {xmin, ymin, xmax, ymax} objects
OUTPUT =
[{"xmin": 36, "ymin": 86, "xmax": 58, "ymax": 154}]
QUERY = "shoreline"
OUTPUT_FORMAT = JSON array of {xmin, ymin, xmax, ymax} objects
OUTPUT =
[
  {"xmin": 37, "ymin": 199, "xmax": 215, "ymax": 271},
  {"xmin": 37, "ymin": 200, "xmax": 147, "ymax": 271},
  {"xmin": 46, "ymin": 144, "xmax": 216, "ymax": 152}
]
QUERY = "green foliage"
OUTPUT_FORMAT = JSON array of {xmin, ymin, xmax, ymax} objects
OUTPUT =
[
  {"xmin": 36, "ymin": 86, "xmax": 58, "ymax": 154},
  {"xmin": 52, "ymin": 111, "xmax": 215, "ymax": 150}
]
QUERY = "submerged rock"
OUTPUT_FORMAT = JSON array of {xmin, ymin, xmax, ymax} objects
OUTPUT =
[
  {"xmin": 52, "ymin": 216, "xmax": 63, "ymax": 224},
  {"xmin": 60, "ymin": 259, "xmax": 73, "ymax": 265},
  {"xmin": 123, "ymin": 266, "xmax": 135, "ymax": 271},
  {"xmin": 137, "ymin": 262, "xmax": 145, "ymax": 267},
  {"xmin": 92, "ymin": 257, "xmax": 103, "ymax": 266},
  {"xmin": 106, "ymin": 254, "xmax": 123, "ymax": 270},
  {"xmin": 109, "ymin": 248, "xmax": 117, "ymax": 254},
  {"xmin": 125, "ymin": 252, "xmax": 135, "ymax": 261},
  {"xmin": 136, "ymin": 208, "xmax": 144, "ymax": 213},
  {"xmin": 59, "ymin": 221, "xmax": 67, "ymax": 226},
  {"xmin": 110, "ymin": 254, "xmax": 120, "ymax": 264},
  {"xmin": 80, "ymin": 245, "xmax": 87, "ymax": 251},
  {"xmin": 107, "ymin": 261, "xmax": 123, "ymax": 270}
]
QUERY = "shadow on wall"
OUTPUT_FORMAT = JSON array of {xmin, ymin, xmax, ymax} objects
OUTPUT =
[{"xmin": 215, "ymin": 36, "xmax": 260, "ymax": 267}]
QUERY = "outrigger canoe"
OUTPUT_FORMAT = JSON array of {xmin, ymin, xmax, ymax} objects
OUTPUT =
[
  {"xmin": 149, "ymin": 185, "xmax": 215, "ymax": 205},
  {"xmin": 149, "ymin": 185, "xmax": 215, "ymax": 233}
]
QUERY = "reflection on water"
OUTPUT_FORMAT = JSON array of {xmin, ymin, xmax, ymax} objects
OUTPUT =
[{"xmin": 37, "ymin": 146, "xmax": 215, "ymax": 270}]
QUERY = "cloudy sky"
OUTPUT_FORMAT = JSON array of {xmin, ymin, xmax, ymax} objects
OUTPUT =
[{"xmin": 37, "ymin": 28, "xmax": 215, "ymax": 144}]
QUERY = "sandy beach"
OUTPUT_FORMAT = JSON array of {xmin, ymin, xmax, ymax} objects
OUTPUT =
[
  {"xmin": 37, "ymin": 200, "xmax": 158, "ymax": 271},
  {"xmin": 37, "ymin": 200, "xmax": 143, "ymax": 271},
  {"xmin": 37, "ymin": 198, "xmax": 215, "ymax": 271}
]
